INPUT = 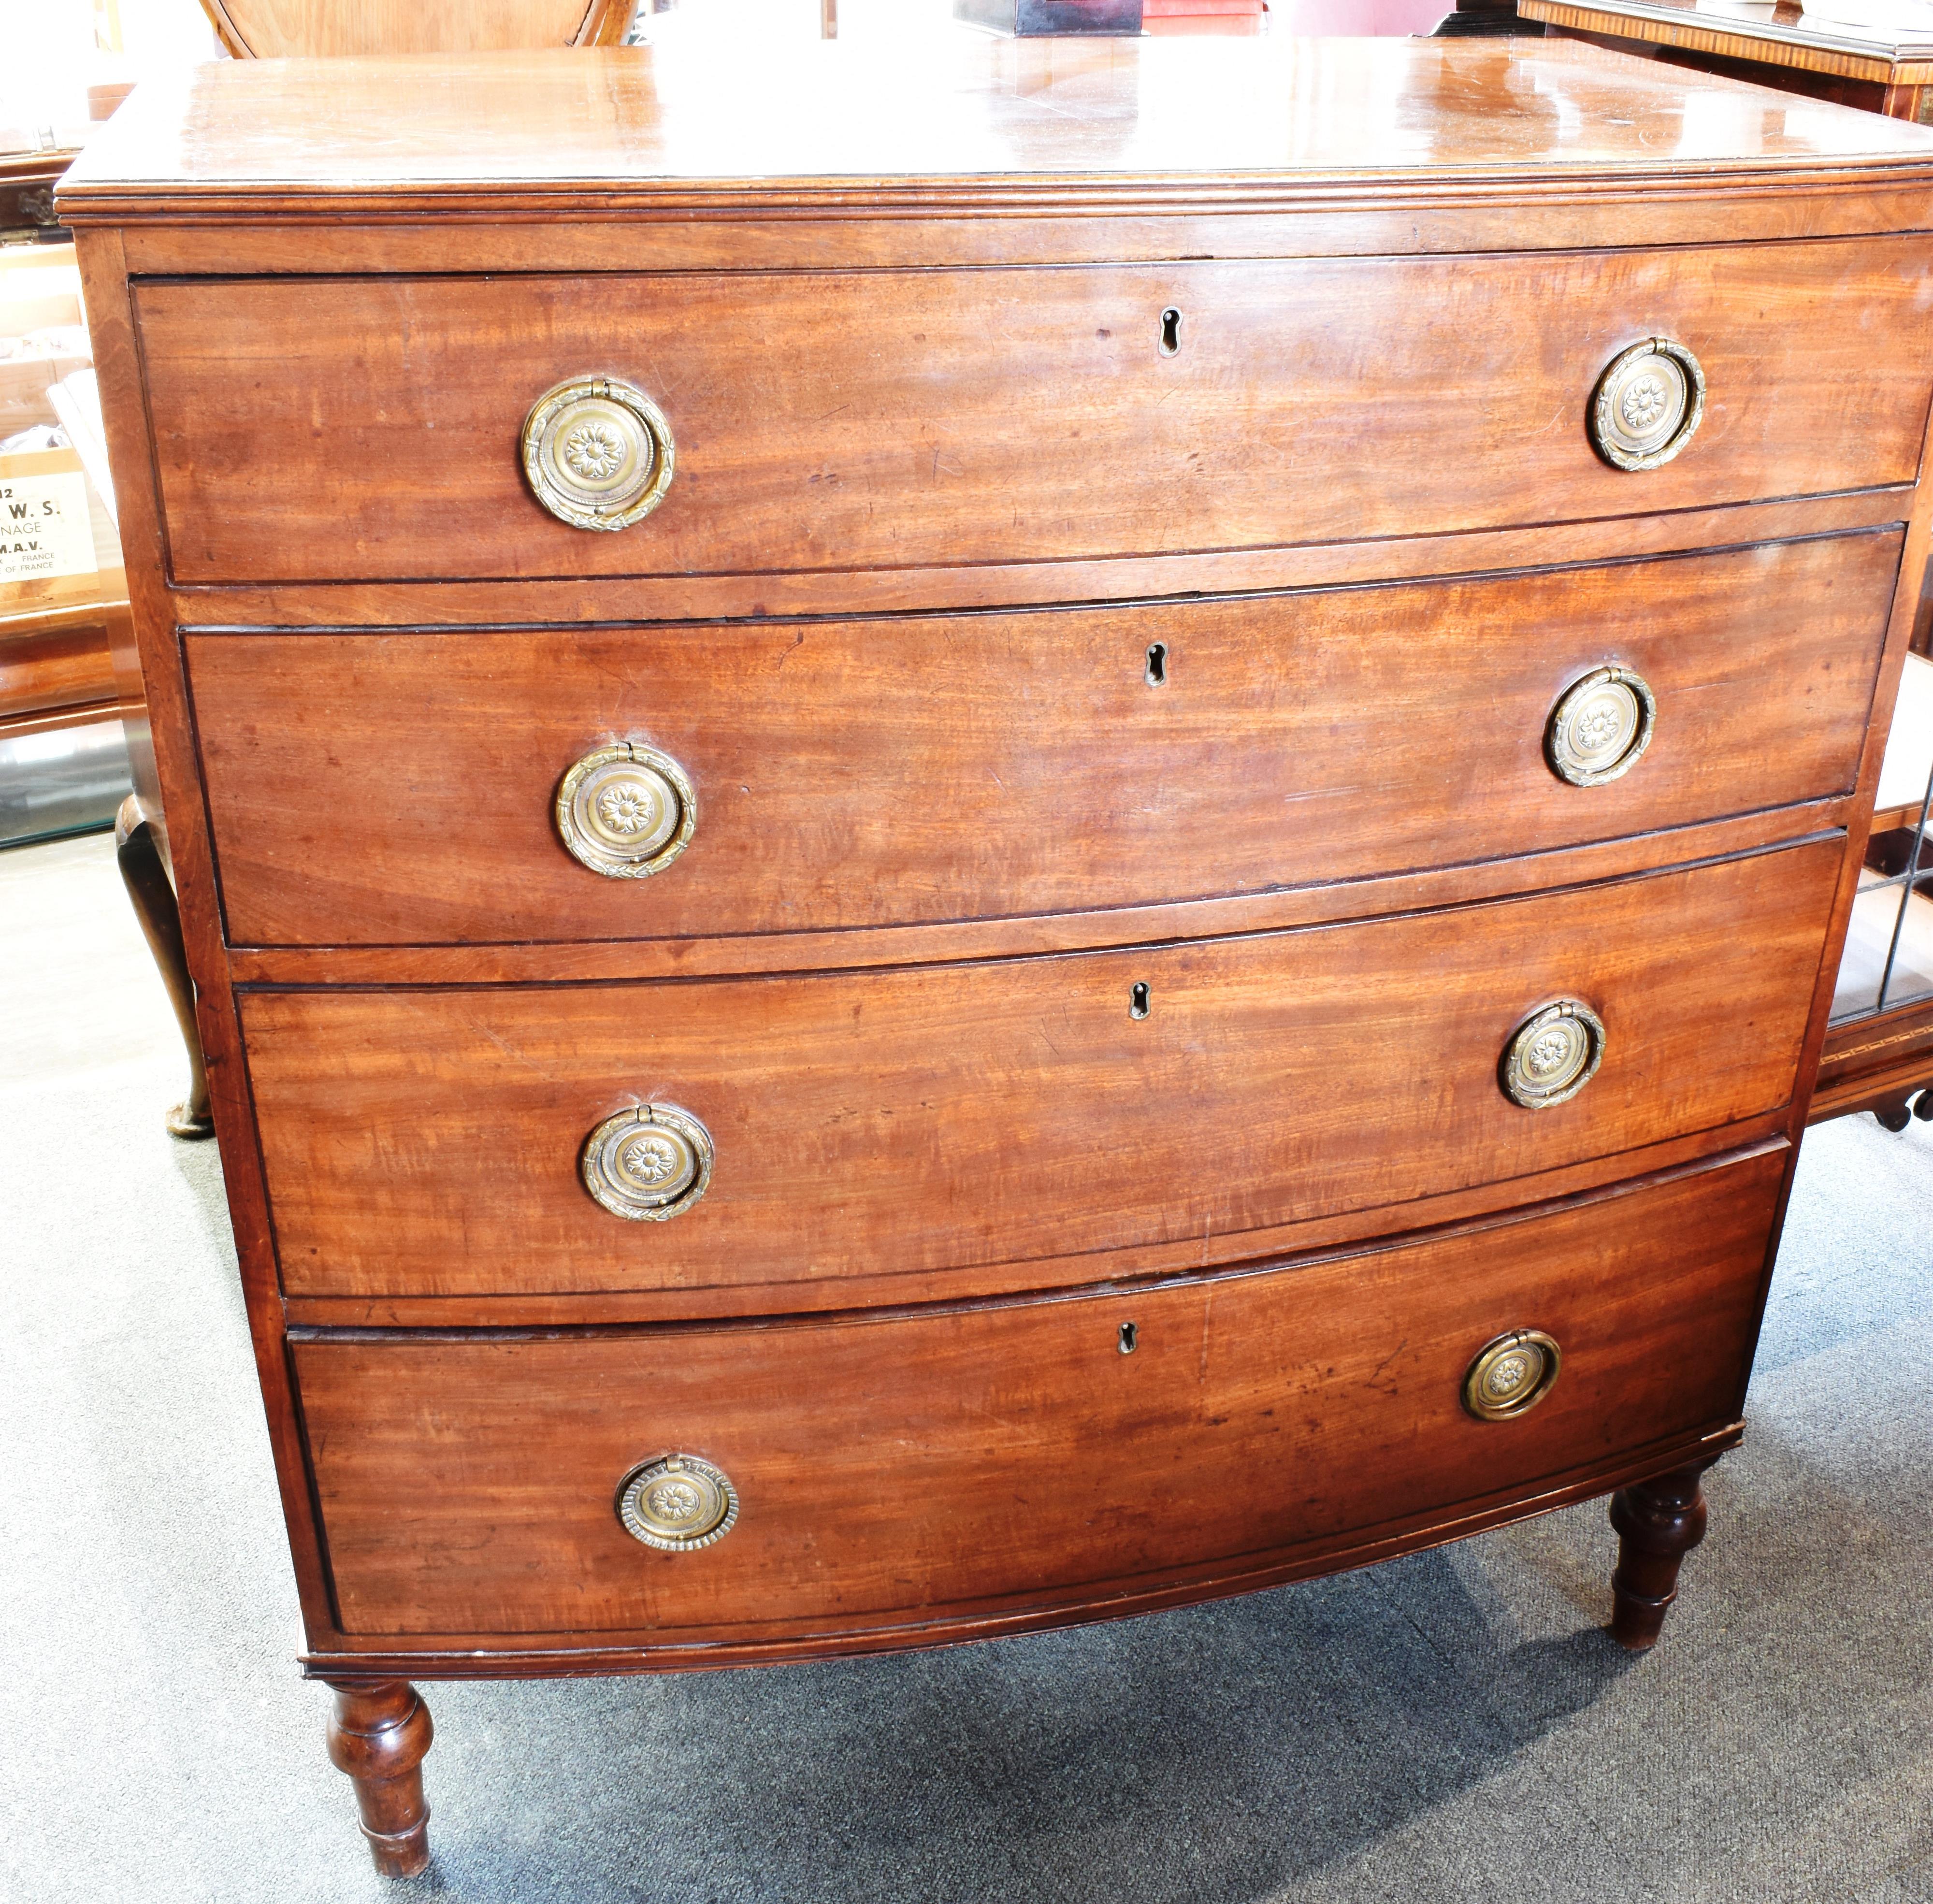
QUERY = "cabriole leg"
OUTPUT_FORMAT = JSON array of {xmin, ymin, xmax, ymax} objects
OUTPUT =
[
  {"xmin": 324, "ymin": 1680, "xmax": 433, "ymax": 1878},
  {"xmin": 113, "ymin": 794, "xmax": 214, "ymax": 1140},
  {"xmin": 1608, "ymin": 1460, "xmax": 1715, "ymax": 1650}
]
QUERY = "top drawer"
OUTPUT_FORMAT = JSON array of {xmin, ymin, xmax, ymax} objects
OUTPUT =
[{"xmin": 136, "ymin": 239, "xmax": 1933, "ymax": 586}]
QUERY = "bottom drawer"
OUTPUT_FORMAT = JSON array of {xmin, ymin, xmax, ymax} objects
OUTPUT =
[{"xmin": 295, "ymin": 1145, "xmax": 1784, "ymax": 1643}]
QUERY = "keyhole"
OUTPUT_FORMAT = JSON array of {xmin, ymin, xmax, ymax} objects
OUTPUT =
[
  {"xmin": 1159, "ymin": 307, "xmax": 1181, "ymax": 356},
  {"xmin": 1119, "ymin": 1321, "xmax": 1138, "ymax": 1355},
  {"xmin": 1130, "ymin": 981, "xmax": 1150, "ymax": 1019},
  {"xmin": 1145, "ymin": 642, "xmax": 1167, "ymax": 686}
]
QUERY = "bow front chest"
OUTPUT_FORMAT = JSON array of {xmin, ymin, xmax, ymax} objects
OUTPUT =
[{"xmin": 58, "ymin": 35, "xmax": 1933, "ymax": 1872}]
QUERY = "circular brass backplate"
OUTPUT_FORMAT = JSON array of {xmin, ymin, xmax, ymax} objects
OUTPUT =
[
  {"xmin": 556, "ymin": 742, "xmax": 696, "ymax": 879},
  {"xmin": 616, "ymin": 1454, "xmax": 738, "ymax": 1551},
  {"xmin": 581, "ymin": 1103, "xmax": 714, "ymax": 1221},
  {"xmin": 1501, "ymin": 999, "xmax": 1606, "ymax": 1110},
  {"xmin": 1463, "ymin": 1330, "xmax": 1563, "ymax": 1422},
  {"xmin": 522, "ymin": 375, "xmax": 675, "ymax": 531},
  {"xmin": 1546, "ymin": 665, "xmax": 1657, "ymax": 788},
  {"xmin": 1590, "ymin": 338, "xmax": 1705, "ymax": 472}
]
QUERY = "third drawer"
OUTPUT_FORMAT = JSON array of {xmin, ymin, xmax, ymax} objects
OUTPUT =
[{"xmin": 243, "ymin": 835, "xmax": 1840, "ymax": 1302}]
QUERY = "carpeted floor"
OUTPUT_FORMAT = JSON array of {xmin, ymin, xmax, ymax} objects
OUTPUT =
[{"xmin": 3, "ymin": 829, "xmax": 1930, "ymax": 1904}]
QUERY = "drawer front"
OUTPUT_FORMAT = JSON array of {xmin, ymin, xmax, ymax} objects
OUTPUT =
[
  {"xmin": 244, "ymin": 838, "xmax": 1837, "ymax": 1300},
  {"xmin": 191, "ymin": 534, "xmax": 1894, "ymax": 948},
  {"xmin": 139, "ymin": 242, "xmax": 1933, "ymax": 584},
  {"xmin": 294, "ymin": 1146, "xmax": 1783, "ymax": 1639}
]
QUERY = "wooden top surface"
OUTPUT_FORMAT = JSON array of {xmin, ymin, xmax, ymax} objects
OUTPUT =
[
  {"xmin": 57, "ymin": 36, "xmax": 1933, "ymax": 221},
  {"xmin": 1519, "ymin": 0, "xmax": 1933, "ymax": 85}
]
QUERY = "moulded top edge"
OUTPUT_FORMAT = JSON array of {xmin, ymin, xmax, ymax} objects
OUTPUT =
[{"xmin": 55, "ymin": 35, "xmax": 1933, "ymax": 224}]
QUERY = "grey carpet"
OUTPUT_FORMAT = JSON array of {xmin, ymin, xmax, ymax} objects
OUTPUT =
[{"xmin": 3, "ymin": 830, "xmax": 1930, "ymax": 1904}]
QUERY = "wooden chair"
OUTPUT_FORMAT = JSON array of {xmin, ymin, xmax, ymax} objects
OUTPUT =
[{"xmin": 196, "ymin": 0, "xmax": 635, "ymax": 58}]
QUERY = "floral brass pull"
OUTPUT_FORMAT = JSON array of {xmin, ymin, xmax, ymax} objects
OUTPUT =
[
  {"xmin": 1463, "ymin": 1330, "xmax": 1562, "ymax": 1422},
  {"xmin": 1501, "ymin": 1000, "xmax": 1605, "ymax": 1110},
  {"xmin": 616, "ymin": 1454, "xmax": 738, "ymax": 1551},
  {"xmin": 556, "ymin": 741, "xmax": 695, "ymax": 879},
  {"xmin": 1546, "ymin": 665, "xmax": 1656, "ymax": 788},
  {"xmin": 521, "ymin": 375, "xmax": 675, "ymax": 530},
  {"xmin": 581, "ymin": 1103, "xmax": 713, "ymax": 1221},
  {"xmin": 1590, "ymin": 338, "xmax": 1704, "ymax": 472}
]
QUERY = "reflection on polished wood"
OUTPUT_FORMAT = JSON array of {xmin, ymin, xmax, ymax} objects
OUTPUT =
[{"xmin": 58, "ymin": 37, "xmax": 1933, "ymax": 221}]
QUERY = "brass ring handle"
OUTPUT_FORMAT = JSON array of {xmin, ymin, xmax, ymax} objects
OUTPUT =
[
  {"xmin": 581, "ymin": 1103, "xmax": 713, "ymax": 1221},
  {"xmin": 1546, "ymin": 665, "xmax": 1656, "ymax": 788},
  {"xmin": 522, "ymin": 375, "xmax": 675, "ymax": 531},
  {"xmin": 1501, "ymin": 999, "xmax": 1605, "ymax": 1110},
  {"xmin": 1590, "ymin": 338, "xmax": 1705, "ymax": 472},
  {"xmin": 1463, "ymin": 1330, "xmax": 1562, "ymax": 1421},
  {"xmin": 616, "ymin": 1454, "xmax": 738, "ymax": 1551},
  {"xmin": 556, "ymin": 742, "xmax": 696, "ymax": 879}
]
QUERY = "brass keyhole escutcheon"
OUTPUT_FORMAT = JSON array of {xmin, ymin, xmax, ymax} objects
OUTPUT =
[
  {"xmin": 556, "ymin": 742, "xmax": 696, "ymax": 880},
  {"xmin": 616, "ymin": 1454, "xmax": 738, "ymax": 1551},
  {"xmin": 1463, "ymin": 1330, "xmax": 1562, "ymax": 1421},
  {"xmin": 1546, "ymin": 665, "xmax": 1657, "ymax": 788},
  {"xmin": 1589, "ymin": 338, "xmax": 1704, "ymax": 472},
  {"xmin": 522, "ymin": 375, "xmax": 675, "ymax": 531},
  {"xmin": 581, "ymin": 1103, "xmax": 714, "ymax": 1221},
  {"xmin": 1501, "ymin": 1000, "xmax": 1605, "ymax": 1110}
]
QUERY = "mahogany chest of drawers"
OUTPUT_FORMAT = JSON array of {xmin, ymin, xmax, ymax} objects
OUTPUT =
[{"xmin": 59, "ymin": 35, "xmax": 1933, "ymax": 1874}]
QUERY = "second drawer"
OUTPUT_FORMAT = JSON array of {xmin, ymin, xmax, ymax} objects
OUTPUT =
[
  {"xmin": 243, "ymin": 837, "xmax": 1839, "ymax": 1301},
  {"xmin": 189, "ymin": 533, "xmax": 1895, "ymax": 947}
]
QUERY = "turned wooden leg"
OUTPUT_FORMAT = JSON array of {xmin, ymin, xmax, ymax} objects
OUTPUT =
[
  {"xmin": 1608, "ymin": 1461, "xmax": 1714, "ymax": 1650},
  {"xmin": 324, "ymin": 1680, "xmax": 433, "ymax": 1878},
  {"xmin": 114, "ymin": 794, "xmax": 214, "ymax": 1141}
]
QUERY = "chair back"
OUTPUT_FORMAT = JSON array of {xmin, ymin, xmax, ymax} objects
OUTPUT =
[{"xmin": 199, "ymin": 0, "xmax": 633, "ymax": 58}]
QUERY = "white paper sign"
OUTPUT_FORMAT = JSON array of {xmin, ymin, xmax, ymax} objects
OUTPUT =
[{"xmin": 0, "ymin": 471, "xmax": 97, "ymax": 586}]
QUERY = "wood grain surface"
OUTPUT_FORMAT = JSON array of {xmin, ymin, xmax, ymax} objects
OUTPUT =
[
  {"xmin": 292, "ymin": 1144, "xmax": 1784, "ymax": 1639},
  {"xmin": 56, "ymin": 39, "xmax": 1933, "ymax": 225},
  {"xmin": 135, "ymin": 242, "xmax": 1933, "ymax": 586},
  {"xmin": 242, "ymin": 838, "xmax": 1839, "ymax": 1301},
  {"xmin": 189, "ymin": 534, "xmax": 1897, "ymax": 948},
  {"xmin": 0, "ymin": 607, "xmax": 121, "ymax": 723}
]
